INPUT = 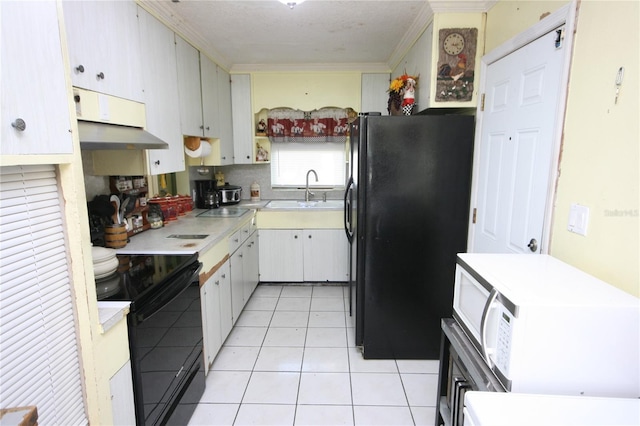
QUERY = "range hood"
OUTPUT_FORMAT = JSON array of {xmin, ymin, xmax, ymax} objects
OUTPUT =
[
  {"xmin": 78, "ymin": 121, "xmax": 168, "ymax": 150},
  {"xmin": 74, "ymin": 87, "xmax": 169, "ymax": 150}
]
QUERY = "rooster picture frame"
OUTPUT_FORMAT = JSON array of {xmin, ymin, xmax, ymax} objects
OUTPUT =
[{"xmin": 436, "ymin": 28, "xmax": 478, "ymax": 102}]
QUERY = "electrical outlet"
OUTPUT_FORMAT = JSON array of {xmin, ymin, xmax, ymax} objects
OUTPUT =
[{"xmin": 568, "ymin": 204, "xmax": 589, "ymax": 236}]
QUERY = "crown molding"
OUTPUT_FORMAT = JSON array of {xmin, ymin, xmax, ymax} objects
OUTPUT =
[
  {"xmin": 428, "ymin": 0, "xmax": 497, "ymax": 13},
  {"xmin": 230, "ymin": 62, "xmax": 391, "ymax": 74},
  {"xmin": 387, "ymin": 2, "xmax": 434, "ymax": 70}
]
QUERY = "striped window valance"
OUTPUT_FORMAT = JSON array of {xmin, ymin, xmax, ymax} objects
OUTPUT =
[{"xmin": 267, "ymin": 107, "xmax": 351, "ymax": 143}]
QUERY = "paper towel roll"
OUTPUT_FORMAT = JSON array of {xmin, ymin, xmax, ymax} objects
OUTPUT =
[{"xmin": 185, "ymin": 140, "xmax": 212, "ymax": 158}]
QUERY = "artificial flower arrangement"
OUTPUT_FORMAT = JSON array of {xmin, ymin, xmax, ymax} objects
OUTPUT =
[{"xmin": 387, "ymin": 73, "xmax": 419, "ymax": 115}]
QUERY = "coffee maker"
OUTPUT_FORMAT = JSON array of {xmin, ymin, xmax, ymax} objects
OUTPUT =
[{"xmin": 194, "ymin": 179, "xmax": 219, "ymax": 209}]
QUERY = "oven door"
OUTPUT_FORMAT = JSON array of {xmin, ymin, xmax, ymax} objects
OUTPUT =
[
  {"xmin": 128, "ymin": 260, "xmax": 204, "ymax": 426},
  {"xmin": 436, "ymin": 319, "xmax": 505, "ymax": 426}
]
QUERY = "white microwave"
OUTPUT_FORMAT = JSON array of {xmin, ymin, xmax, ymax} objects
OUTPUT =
[{"xmin": 452, "ymin": 253, "xmax": 639, "ymax": 398}]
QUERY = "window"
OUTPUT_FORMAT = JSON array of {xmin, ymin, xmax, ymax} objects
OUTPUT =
[{"xmin": 270, "ymin": 141, "xmax": 347, "ymax": 188}]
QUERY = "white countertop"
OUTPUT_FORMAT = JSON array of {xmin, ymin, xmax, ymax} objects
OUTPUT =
[
  {"xmin": 97, "ymin": 301, "xmax": 130, "ymax": 333},
  {"xmin": 115, "ymin": 207, "xmax": 255, "ymax": 255},
  {"xmin": 464, "ymin": 391, "xmax": 640, "ymax": 425}
]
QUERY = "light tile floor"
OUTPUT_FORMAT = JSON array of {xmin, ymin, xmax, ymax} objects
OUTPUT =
[{"xmin": 188, "ymin": 284, "xmax": 439, "ymax": 426}]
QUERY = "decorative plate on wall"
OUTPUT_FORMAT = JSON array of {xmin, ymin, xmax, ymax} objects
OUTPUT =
[{"xmin": 436, "ymin": 28, "xmax": 478, "ymax": 103}]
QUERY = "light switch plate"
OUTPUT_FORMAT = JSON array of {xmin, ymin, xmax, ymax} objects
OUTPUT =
[{"xmin": 568, "ymin": 203, "xmax": 589, "ymax": 236}]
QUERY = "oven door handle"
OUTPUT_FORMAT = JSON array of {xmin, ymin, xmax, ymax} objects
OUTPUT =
[
  {"xmin": 480, "ymin": 287, "xmax": 499, "ymax": 368},
  {"xmin": 134, "ymin": 262, "xmax": 203, "ymax": 323}
]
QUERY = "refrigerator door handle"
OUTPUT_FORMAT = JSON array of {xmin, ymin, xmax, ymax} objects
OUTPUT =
[{"xmin": 344, "ymin": 177, "xmax": 354, "ymax": 243}]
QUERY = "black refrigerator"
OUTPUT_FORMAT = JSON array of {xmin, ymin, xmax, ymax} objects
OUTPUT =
[{"xmin": 344, "ymin": 113, "xmax": 475, "ymax": 359}]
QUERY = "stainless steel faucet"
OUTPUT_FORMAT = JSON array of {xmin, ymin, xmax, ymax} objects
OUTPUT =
[{"xmin": 305, "ymin": 169, "xmax": 318, "ymax": 201}]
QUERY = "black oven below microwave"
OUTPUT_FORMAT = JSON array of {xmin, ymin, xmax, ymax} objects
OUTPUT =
[{"xmin": 436, "ymin": 318, "xmax": 505, "ymax": 426}]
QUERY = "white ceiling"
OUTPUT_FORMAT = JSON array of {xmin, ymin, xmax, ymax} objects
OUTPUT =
[{"xmin": 138, "ymin": 0, "xmax": 494, "ymax": 72}]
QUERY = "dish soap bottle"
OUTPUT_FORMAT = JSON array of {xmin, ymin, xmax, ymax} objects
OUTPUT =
[{"xmin": 250, "ymin": 182, "xmax": 261, "ymax": 202}]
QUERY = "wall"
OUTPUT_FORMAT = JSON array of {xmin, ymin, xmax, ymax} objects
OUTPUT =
[
  {"xmin": 392, "ymin": 21, "xmax": 433, "ymax": 110},
  {"xmin": 550, "ymin": 0, "xmax": 639, "ymax": 296},
  {"xmin": 485, "ymin": 0, "xmax": 568, "ymax": 52},
  {"xmin": 486, "ymin": 0, "xmax": 639, "ymax": 296}
]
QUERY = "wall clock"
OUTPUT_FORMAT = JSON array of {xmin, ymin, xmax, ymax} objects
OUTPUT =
[
  {"xmin": 436, "ymin": 28, "xmax": 478, "ymax": 103},
  {"xmin": 443, "ymin": 32, "xmax": 465, "ymax": 56}
]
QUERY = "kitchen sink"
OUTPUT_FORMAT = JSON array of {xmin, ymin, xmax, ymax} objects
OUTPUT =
[{"xmin": 265, "ymin": 200, "xmax": 344, "ymax": 209}]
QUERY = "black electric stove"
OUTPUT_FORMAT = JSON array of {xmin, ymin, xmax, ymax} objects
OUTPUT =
[{"xmin": 97, "ymin": 253, "xmax": 198, "ymax": 303}]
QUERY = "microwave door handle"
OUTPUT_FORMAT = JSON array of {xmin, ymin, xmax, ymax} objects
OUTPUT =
[{"xmin": 480, "ymin": 288, "xmax": 499, "ymax": 368}]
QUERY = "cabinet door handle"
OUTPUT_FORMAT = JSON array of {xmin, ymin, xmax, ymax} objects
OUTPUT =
[
  {"xmin": 221, "ymin": 274, "xmax": 226, "ymax": 279},
  {"xmin": 75, "ymin": 64, "xmax": 85, "ymax": 73},
  {"xmin": 215, "ymin": 280, "xmax": 220, "ymax": 285},
  {"xmin": 206, "ymin": 126, "xmax": 210, "ymax": 131},
  {"xmin": 11, "ymin": 118, "xmax": 26, "ymax": 132},
  {"xmin": 294, "ymin": 235, "xmax": 298, "ymax": 239},
  {"xmin": 97, "ymin": 72, "xmax": 105, "ymax": 80},
  {"xmin": 308, "ymin": 235, "xmax": 312, "ymax": 239}
]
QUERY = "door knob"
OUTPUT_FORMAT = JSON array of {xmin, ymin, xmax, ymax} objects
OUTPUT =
[{"xmin": 527, "ymin": 238, "xmax": 538, "ymax": 252}]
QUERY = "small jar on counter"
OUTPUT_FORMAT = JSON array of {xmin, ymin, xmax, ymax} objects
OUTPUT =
[
  {"xmin": 250, "ymin": 182, "xmax": 261, "ymax": 202},
  {"xmin": 148, "ymin": 212, "xmax": 163, "ymax": 229}
]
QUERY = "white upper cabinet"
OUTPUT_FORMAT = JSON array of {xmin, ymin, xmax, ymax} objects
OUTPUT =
[
  {"xmin": 231, "ymin": 74, "xmax": 253, "ymax": 164},
  {"xmin": 200, "ymin": 54, "xmax": 218, "ymax": 139},
  {"xmin": 175, "ymin": 35, "xmax": 204, "ymax": 137},
  {"xmin": 361, "ymin": 73, "xmax": 391, "ymax": 115},
  {"xmin": 63, "ymin": 0, "xmax": 143, "ymax": 102},
  {"xmin": 137, "ymin": 7, "xmax": 184, "ymax": 175},
  {"xmin": 217, "ymin": 66, "xmax": 234, "ymax": 165},
  {"xmin": 1, "ymin": 1, "xmax": 74, "ymax": 156}
]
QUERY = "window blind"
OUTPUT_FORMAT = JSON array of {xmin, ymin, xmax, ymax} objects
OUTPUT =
[
  {"xmin": 270, "ymin": 142, "xmax": 347, "ymax": 188},
  {"xmin": 0, "ymin": 165, "xmax": 87, "ymax": 425}
]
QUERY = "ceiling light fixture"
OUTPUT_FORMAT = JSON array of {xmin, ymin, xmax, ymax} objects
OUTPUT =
[{"xmin": 278, "ymin": 0, "xmax": 305, "ymax": 9}]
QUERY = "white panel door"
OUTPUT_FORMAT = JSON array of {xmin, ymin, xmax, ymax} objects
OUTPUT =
[{"xmin": 472, "ymin": 27, "xmax": 566, "ymax": 254}]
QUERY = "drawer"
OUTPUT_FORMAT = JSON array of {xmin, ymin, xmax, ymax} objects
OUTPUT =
[{"xmin": 228, "ymin": 229, "xmax": 242, "ymax": 254}]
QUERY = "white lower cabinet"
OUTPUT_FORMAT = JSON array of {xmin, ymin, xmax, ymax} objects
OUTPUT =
[
  {"xmin": 229, "ymin": 223, "xmax": 259, "ymax": 324},
  {"xmin": 243, "ymin": 233, "xmax": 259, "ymax": 301},
  {"xmin": 258, "ymin": 229, "xmax": 348, "ymax": 282},
  {"xmin": 200, "ymin": 261, "xmax": 231, "ymax": 374},
  {"xmin": 229, "ymin": 246, "xmax": 245, "ymax": 325},
  {"xmin": 109, "ymin": 360, "xmax": 136, "ymax": 426}
]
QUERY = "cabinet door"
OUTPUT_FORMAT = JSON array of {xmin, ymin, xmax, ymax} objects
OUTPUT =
[
  {"xmin": 361, "ymin": 73, "xmax": 391, "ymax": 115},
  {"xmin": 230, "ymin": 249, "xmax": 245, "ymax": 324},
  {"xmin": 109, "ymin": 360, "xmax": 136, "ymax": 426},
  {"xmin": 175, "ymin": 35, "xmax": 203, "ymax": 136},
  {"xmin": 243, "ymin": 233, "xmax": 259, "ymax": 301},
  {"xmin": 217, "ymin": 261, "xmax": 233, "ymax": 341},
  {"xmin": 63, "ymin": 0, "xmax": 143, "ymax": 102},
  {"xmin": 1, "ymin": 1, "xmax": 73, "ymax": 155},
  {"xmin": 200, "ymin": 54, "xmax": 218, "ymax": 138},
  {"xmin": 303, "ymin": 230, "xmax": 349, "ymax": 282},
  {"xmin": 258, "ymin": 230, "xmax": 304, "ymax": 282},
  {"xmin": 217, "ymin": 67, "xmax": 234, "ymax": 165},
  {"xmin": 231, "ymin": 74, "xmax": 253, "ymax": 164},
  {"xmin": 201, "ymin": 274, "xmax": 222, "ymax": 374},
  {"xmin": 138, "ymin": 7, "xmax": 184, "ymax": 175}
]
